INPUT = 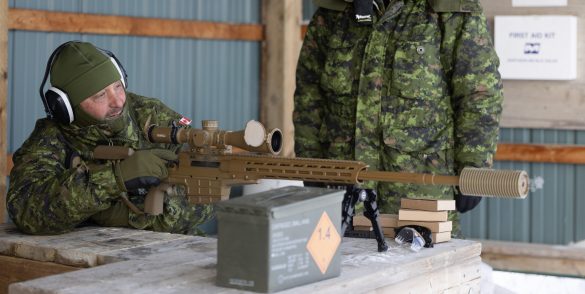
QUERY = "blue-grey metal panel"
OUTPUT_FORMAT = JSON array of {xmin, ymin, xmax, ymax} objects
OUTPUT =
[
  {"xmin": 303, "ymin": 0, "xmax": 318, "ymax": 21},
  {"xmin": 8, "ymin": 1, "xmax": 261, "ymax": 154},
  {"xmin": 576, "ymin": 165, "xmax": 585, "ymax": 242},
  {"xmin": 577, "ymin": 133, "xmax": 585, "ymax": 243}
]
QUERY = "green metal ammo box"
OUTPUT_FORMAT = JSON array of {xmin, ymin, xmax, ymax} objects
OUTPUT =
[{"xmin": 216, "ymin": 186, "xmax": 343, "ymax": 293}]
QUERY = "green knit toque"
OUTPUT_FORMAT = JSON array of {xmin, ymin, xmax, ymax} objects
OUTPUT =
[{"xmin": 50, "ymin": 42, "xmax": 121, "ymax": 106}]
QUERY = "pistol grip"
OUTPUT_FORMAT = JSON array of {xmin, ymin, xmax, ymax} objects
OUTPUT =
[{"xmin": 144, "ymin": 184, "xmax": 168, "ymax": 215}]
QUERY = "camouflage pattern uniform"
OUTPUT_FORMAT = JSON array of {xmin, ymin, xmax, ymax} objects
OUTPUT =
[
  {"xmin": 7, "ymin": 92, "xmax": 213, "ymax": 235},
  {"xmin": 294, "ymin": 0, "xmax": 503, "ymax": 223}
]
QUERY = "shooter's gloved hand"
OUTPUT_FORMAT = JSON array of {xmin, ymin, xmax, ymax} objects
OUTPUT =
[
  {"xmin": 455, "ymin": 188, "xmax": 482, "ymax": 213},
  {"xmin": 114, "ymin": 149, "xmax": 177, "ymax": 191}
]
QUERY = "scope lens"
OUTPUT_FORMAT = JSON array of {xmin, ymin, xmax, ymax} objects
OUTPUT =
[{"xmin": 271, "ymin": 130, "xmax": 283, "ymax": 154}]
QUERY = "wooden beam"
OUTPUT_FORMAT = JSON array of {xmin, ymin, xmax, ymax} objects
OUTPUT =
[
  {"xmin": 480, "ymin": 240, "xmax": 585, "ymax": 278},
  {"xmin": 495, "ymin": 143, "xmax": 585, "ymax": 164},
  {"xmin": 8, "ymin": 8, "xmax": 264, "ymax": 41},
  {"xmin": 261, "ymin": 0, "xmax": 301, "ymax": 157},
  {"xmin": 0, "ymin": 255, "xmax": 79, "ymax": 294},
  {"xmin": 0, "ymin": 0, "xmax": 7, "ymax": 225},
  {"xmin": 5, "ymin": 153, "xmax": 11, "ymax": 177}
]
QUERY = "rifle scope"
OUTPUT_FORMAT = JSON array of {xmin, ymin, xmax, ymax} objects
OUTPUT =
[{"xmin": 146, "ymin": 120, "xmax": 283, "ymax": 155}]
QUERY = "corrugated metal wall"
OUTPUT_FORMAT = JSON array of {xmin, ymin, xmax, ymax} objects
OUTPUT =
[
  {"xmin": 8, "ymin": 0, "xmax": 261, "ymax": 153},
  {"xmin": 302, "ymin": 1, "xmax": 585, "ymax": 245}
]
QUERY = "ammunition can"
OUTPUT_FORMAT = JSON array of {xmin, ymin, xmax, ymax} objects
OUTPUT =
[{"xmin": 216, "ymin": 186, "xmax": 343, "ymax": 292}]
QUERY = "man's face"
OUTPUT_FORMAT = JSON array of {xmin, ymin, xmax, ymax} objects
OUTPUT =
[{"xmin": 79, "ymin": 80, "xmax": 126, "ymax": 121}]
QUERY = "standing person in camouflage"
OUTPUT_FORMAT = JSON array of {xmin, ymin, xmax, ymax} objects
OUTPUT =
[
  {"xmin": 294, "ymin": 0, "xmax": 503, "ymax": 224},
  {"xmin": 7, "ymin": 41, "xmax": 212, "ymax": 235}
]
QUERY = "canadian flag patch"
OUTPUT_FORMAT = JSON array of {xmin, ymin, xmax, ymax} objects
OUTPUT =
[{"xmin": 178, "ymin": 116, "xmax": 192, "ymax": 126}]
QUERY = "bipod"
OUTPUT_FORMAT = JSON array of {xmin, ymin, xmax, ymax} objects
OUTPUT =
[{"xmin": 341, "ymin": 186, "xmax": 389, "ymax": 252}]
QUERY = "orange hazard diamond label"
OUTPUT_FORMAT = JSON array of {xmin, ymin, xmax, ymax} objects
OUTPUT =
[{"xmin": 306, "ymin": 211, "xmax": 341, "ymax": 274}]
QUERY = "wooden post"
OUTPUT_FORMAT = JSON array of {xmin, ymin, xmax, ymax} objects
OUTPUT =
[
  {"xmin": 261, "ymin": 0, "xmax": 301, "ymax": 157},
  {"xmin": 0, "ymin": 0, "xmax": 7, "ymax": 224}
]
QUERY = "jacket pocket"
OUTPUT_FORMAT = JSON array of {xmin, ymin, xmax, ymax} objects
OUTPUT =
[{"xmin": 390, "ymin": 40, "xmax": 445, "ymax": 99}]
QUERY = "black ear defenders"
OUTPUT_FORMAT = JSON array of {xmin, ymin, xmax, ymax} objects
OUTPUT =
[{"xmin": 39, "ymin": 41, "xmax": 128, "ymax": 124}]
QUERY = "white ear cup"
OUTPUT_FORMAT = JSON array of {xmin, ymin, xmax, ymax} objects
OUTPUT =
[{"xmin": 109, "ymin": 57, "xmax": 127, "ymax": 88}]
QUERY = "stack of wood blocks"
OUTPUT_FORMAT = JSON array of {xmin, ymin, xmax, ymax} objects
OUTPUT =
[
  {"xmin": 351, "ymin": 199, "xmax": 454, "ymax": 244},
  {"xmin": 352, "ymin": 214, "xmax": 398, "ymax": 238},
  {"xmin": 398, "ymin": 198, "xmax": 454, "ymax": 244}
]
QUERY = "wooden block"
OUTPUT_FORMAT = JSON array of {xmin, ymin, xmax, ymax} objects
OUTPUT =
[
  {"xmin": 353, "ymin": 226, "xmax": 372, "ymax": 231},
  {"xmin": 398, "ymin": 209, "xmax": 448, "ymax": 222},
  {"xmin": 379, "ymin": 214, "xmax": 398, "ymax": 227},
  {"xmin": 396, "ymin": 221, "xmax": 452, "ymax": 233},
  {"xmin": 0, "ymin": 255, "xmax": 79, "ymax": 294},
  {"xmin": 352, "ymin": 215, "xmax": 370, "ymax": 227},
  {"xmin": 383, "ymin": 228, "xmax": 395, "ymax": 238},
  {"xmin": 400, "ymin": 198, "xmax": 455, "ymax": 211},
  {"xmin": 353, "ymin": 214, "xmax": 397, "ymax": 227},
  {"xmin": 432, "ymin": 232, "xmax": 451, "ymax": 244}
]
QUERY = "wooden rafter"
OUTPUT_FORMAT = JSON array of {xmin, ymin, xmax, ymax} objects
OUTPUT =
[
  {"xmin": 8, "ymin": 8, "xmax": 264, "ymax": 41},
  {"xmin": 495, "ymin": 143, "xmax": 585, "ymax": 164},
  {"xmin": 0, "ymin": 0, "xmax": 7, "ymax": 224}
]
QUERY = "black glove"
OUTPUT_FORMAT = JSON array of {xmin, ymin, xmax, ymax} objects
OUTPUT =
[{"xmin": 455, "ymin": 191, "xmax": 482, "ymax": 213}]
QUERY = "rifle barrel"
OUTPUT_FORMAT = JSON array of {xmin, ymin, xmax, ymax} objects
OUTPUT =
[
  {"xmin": 358, "ymin": 171, "xmax": 460, "ymax": 186},
  {"xmin": 359, "ymin": 168, "xmax": 529, "ymax": 199}
]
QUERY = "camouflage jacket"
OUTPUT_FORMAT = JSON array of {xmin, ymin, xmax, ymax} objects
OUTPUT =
[
  {"xmin": 8, "ymin": 92, "xmax": 211, "ymax": 235},
  {"xmin": 294, "ymin": 0, "xmax": 503, "ymax": 212}
]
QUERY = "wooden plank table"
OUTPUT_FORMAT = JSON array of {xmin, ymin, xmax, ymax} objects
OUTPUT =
[{"xmin": 0, "ymin": 224, "xmax": 481, "ymax": 293}]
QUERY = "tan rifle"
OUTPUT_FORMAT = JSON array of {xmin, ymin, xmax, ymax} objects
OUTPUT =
[{"xmin": 94, "ymin": 120, "xmax": 529, "ymax": 215}]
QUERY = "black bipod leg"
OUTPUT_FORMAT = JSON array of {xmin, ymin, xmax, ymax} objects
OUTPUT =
[
  {"xmin": 341, "ymin": 186, "xmax": 388, "ymax": 252},
  {"xmin": 341, "ymin": 186, "xmax": 362, "ymax": 237},
  {"xmin": 362, "ymin": 189, "xmax": 389, "ymax": 252}
]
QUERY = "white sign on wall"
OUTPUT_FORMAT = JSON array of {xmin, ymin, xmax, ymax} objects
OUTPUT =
[
  {"xmin": 495, "ymin": 15, "xmax": 577, "ymax": 80},
  {"xmin": 512, "ymin": 0, "xmax": 567, "ymax": 7}
]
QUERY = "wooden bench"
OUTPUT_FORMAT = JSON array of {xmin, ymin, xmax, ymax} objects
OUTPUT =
[
  {"xmin": 0, "ymin": 224, "xmax": 482, "ymax": 293},
  {"xmin": 480, "ymin": 239, "xmax": 585, "ymax": 278}
]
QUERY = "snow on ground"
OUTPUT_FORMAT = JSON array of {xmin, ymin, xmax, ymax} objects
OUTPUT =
[
  {"xmin": 492, "ymin": 271, "xmax": 585, "ymax": 294},
  {"xmin": 481, "ymin": 263, "xmax": 585, "ymax": 294}
]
